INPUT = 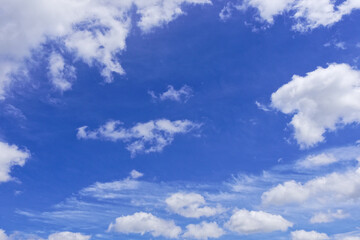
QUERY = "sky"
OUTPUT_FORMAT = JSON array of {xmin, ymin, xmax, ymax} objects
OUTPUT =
[{"xmin": 1, "ymin": 0, "xmax": 360, "ymax": 240}]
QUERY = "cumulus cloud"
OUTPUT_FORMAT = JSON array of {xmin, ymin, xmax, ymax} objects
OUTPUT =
[
  {"xmin": 149, "ymin": 85, "xmax": 193, "ymax": 102},
  {"xmin": 108, "ymin": 212, "xmax": 182, "ymax": 238},
  {"xmin": 0, "ymin": 229, "xmax": 8, "ymax": 240},
  {"xmin": 310, "ymin": 209, "xmax": 348, "ymax": 224},
  {"xmin": 0, "ymin": 0, "xmax": 211, "ymax": 98},
  {"xmin": 0, "ymin": 141, "xmax": 30, "ymax": 183},
  {"xmin": 165, "ymin": 192, "xmax": 224, "ymax": 218},
  {"xmin": 271, "ymin": 63, "xmax": 360, "ymax": 148},
  {"xmin": 183, "ymin": 221, "xmax": 225, "ymax": 240},
  {"xmin": 224, "ymin": 209, "xmax": 293, "ymax": 234},
  {"xmin": 262, "ymin": 167, "xmax": 360, "ymax": 206},
  {"xmin": 241, "ymin": 0, "xmax": 360, "ymax": 31},
  {"xmin": 291, "ymin": 230, "xmax": 329, "ymax": 240},
  {"xmin": 48, "ymin": 52, "xmax": 76, "ymax": 92},
  {"xmin": 48, "ymin": 232, "xmax": 91, "ymax": 240},
  {"xmin": 77, "ymin": 119, "xmax": 201, "ymax": 156}
]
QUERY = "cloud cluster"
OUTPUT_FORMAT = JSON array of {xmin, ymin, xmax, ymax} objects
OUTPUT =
[
  {"xmin": 165, "ymin": 192, "xmax": 224, "ymax": 218},
  {"xmin": 108, "ymin": 212, "xmax": 182, "ymax": 238},
  {"xmin": 183, "ymin": 221, "xmax": 225, "ymax": 240},
  {"xmin": 224, "ymin": 209, "xmax": 293, "ymax": 234},
  {"xmin": 241, "ymin": 0, "xmax": 360, "ymax": 31},
  {"xmin": 0, "ymin": 0, "xmax": 211, "ymax": 98},
  {"xmin": 310, "ymin": 210, "xmax": 348, "ymax": 224},
  {"xmin": 271, "ymin": 63, "xmax": 360, "ymax": 148},
  {"xmin": 0, "ymin": 141, "xmax": 30, "ymax": 183},
  {"xmin": 262, "ymin": 167, "xmax": 360, "ymax": 206},
  {"xmin": 77, "ymin": 119, "xmax": 201, "ymax": 156},
  {"xmin": 291, "ymin": 230, "xmax": 329, "ymax": 240}
]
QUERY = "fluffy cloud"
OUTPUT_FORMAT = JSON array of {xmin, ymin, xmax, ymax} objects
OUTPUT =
[
  {"xmin": 310, "ymin": 210, "xmax": 348, "ymax": 224},
  {"xmin": 0, "ymin": 141, "xmax": 30, "ymax": 183},
  {"xmin": 183, "ymin": 222, "xmax": 225, "ymax": 240},
  {"xmin": 224, "ymin": 209, "xmax": 293, "ymax": 234},
  {"xmin": 48, "ymin": 232, "xmax": 91, "ymax": 240},
  {"xmin": 77, "ymin": 119, "xmax": 201, "ymax": 156},
  {"xmin": 0, "ymin": 0, "xmax": 211, "ymax": 98},
  {"xmin": 262, "ymin": 167, "xmax": 360, "ymax": 206},
  {"xmin": 0, "ymin": 229, "xmax": 7, "ymax": 240},
  {"xmin": 291, "ymin": 230, "xmax": 329, "ymax": 240},
  {"xmin": 48, "ymin": 52, "xmax": 75, "ymax": 92},
  {"xmin": 242, "ymin": 0, "xmax": 360, "ymax": 31},
  {"xmin": 271, "ymin": 63, "xmax": 360, "ymax": 148},
  {"xmin": 149, "ymin": 85, "xmax": 193, "ymax": 102},
  {"xmin": 108, "ymin": 212, "xmax": 182, "ymax": 238},
  {"xmin": 165, "ymin": 192, "xmax": 224, "ymax": 218}
]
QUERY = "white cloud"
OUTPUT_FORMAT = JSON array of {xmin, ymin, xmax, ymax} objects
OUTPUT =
[
  {"xmin": 224, "ymin": 209, "xmax": 293, "ymax": 234},
  {"xmin": 130, "ymin": 169, "xmax": 144, "ymax": 179},
  {"xmin": 0, "ymin": 229, "xmax": 8, "ymax": 240},
  {"xmin": 108, "ymin": 212, "xmax": 182, "ymax": 238},
  {"xmin": 149, "ymin": 85, "xmax": 193, "ymax": 102},
  {"xmin": 0, "ymin": 0, "xmax": 211, "ymax": 98},
  {"xmin": 0, "ymin": 141, "xmax": 30, "ymax": 183},
  {"xmin": 271, "ymin": 63, "xmax": 360, "ymax": 148},
  {"xmin": 219, "ymin": 2, "xmax": 233, "ymax": 21},
  {"xmin": 297, "ymin": 153, "xmax": 337, "ymax": 169},
  {"xmin": 262, "ymin": 167, "xmax": 360, "ymax": 206},
  {"xmin": 165, "ymin": 192, "xmax": 224, "ymax": 218},
  {"xmin": 183, "ymin": 221, "xmax": 225, "ymax": 240},
  {"xmin": 0, "ymin": 230, "xmax": 89, "ymax": 240},
  {"xmin": 242, "ymin": 0, "xmax": 360, "ymax": 31},
  {"xmin": 255, "ymin": 101, "xmax": 271, "ymax": 112},
  {"xmin": 80, "ymin": 178, "xmax": 140, "ymax": 199},
  {"xmin": 310, "ymin": 209, "xmax": 348, "ymax": 224},
  {"xmin": 291, "ymin": 230, "xmax": 329, "ymax": 240},
  {"xmin": 48, "ymin": 52, "xmax": 75, "ymax": 92},
  {"xmin": 48, "ymin": 232, "xmax": 91, "ymax": 240},
  {"xmin": 77, "ymin": 119, "xmax": 201, "ymax": 156}
]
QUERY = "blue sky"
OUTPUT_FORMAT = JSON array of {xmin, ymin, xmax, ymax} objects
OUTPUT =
[{"xmin": 1, "ymin": 0, "xmax": 360, "ymax": 240}]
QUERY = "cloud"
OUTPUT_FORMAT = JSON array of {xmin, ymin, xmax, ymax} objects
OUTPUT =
[
  {"xmin": 130, "ymin": 169, "xmax": 144, "ymax": 179},
  {"xmin": 291, "ymin": 230, "xmax": 329, "ymax": 240},
  {"xmin": 0, "ymin": 0, "xmax": 211, "ymax": 98},
  {"xmin": 262, "ymin": 167, "xmax": 360, "ymax": 206},
  {"xmin": 241, "ymin": 0, "xmax": 360, "ymax": 31},
  {"xmin": 149, "ymin": 85, "xmax": 193, "ymax": 102},
  {"xmin": 108, "ymin": 212, "xmax": 182, "ymax": 238},
  {"xmin": 310, "ymin": 209, "xmax": 348, "ymax": 224},
  {"xmin": 48, "ymin": 232, "xmax": 91, "ymax": 240},
  {"xmin": 224, "ymin": 209, "xmax": 293, "ymax": 234},
  {"xmin": 183, "ymin": 221, "xmax": 225, "ymax": 240},
  {"xmin": 165, "ymin": 192, "xmax": 224, "ymax": 218},
  {"xmin": 77, "ymin": 119, "xmax": 201, "ymax": 156},
  {"xmin": 0, "ymin": 230, "xmax": 90, "ymax": 240},
  {"xmin": 271, "ymin": 63, "xmax": 360, "ymax": 148},
  {"xmin": 297, "ymin": 153, "xmax": 337, "ymax": 169},
  {"xmin": 48, "ymin": 52, "xmax": 76, "ymax": 92},
  {"xmin": 0, "ymin": 141, "xmax": 30, "ymax": 183},
  {"xmin": 0, "ymin": 229, "xmax": 8, "ymax": 240},
  {"xmin": 80, "ymin": 178, "xmax": 140, "ymax": 199},
  {"xmin": 255, "ymin": 101, "xmax": 271, "ymax": 112}
]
